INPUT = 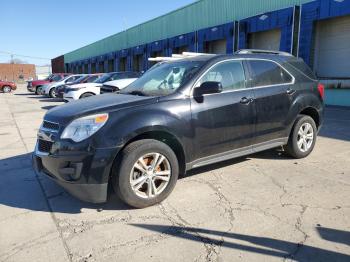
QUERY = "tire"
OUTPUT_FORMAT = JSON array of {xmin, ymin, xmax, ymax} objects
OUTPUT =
[
  {"xmin": 80, "ymin": 92, "xmax": 94, "ymax": 99},
  {"xmin": 285, "ymin": 115, "xmax": 317, "ymax": 159},
  {"xmin": 49, "ymin": 88, "xmax": 56, "ymax": 98},
  {"xmin": 35, "ymin": 86, "xmax": 41, "ymax": 95},
  {"xmin": 2, "ymin": 86, "xmax": 11, "ymax": 93},
  {"xmin": 112, "ymin": 139, "xmax": 179, "ymax": 208}
]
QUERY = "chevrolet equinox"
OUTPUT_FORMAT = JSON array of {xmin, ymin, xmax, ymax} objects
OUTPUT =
[{"xmin": 33, "ymin": 51, "xmax": 324, "ymax": 208}]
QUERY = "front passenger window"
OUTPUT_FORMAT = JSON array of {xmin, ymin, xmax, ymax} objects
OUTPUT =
[{"xmin": 198, "ymin": 60, "xmax": 246, "ymax": 91}]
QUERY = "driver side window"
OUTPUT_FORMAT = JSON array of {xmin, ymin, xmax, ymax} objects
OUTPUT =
[{"xmin": 199, "ymin": 60, "xmax": 246, "ymax": 91}]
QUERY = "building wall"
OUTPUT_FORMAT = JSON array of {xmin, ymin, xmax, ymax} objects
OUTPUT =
[
  {"xmin": 0, "ymin": 64, "xmax": 36, "ymax": 82},
  {"xmin": 51, "ymin": 55, "xmax": 65, "ymax": 73},
  {"xmin": 64, "ymin": 0, "xmax": 312, "ymax": 63}
]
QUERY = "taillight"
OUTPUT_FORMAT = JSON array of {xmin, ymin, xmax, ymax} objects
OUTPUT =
[{"xmin": 317, "ymin": 83, "xmax": 325, "ymax": 100}]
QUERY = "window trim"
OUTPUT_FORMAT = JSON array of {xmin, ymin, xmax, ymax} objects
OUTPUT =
[{"xmin": 190, "ymin": 58, "xmax": 295, "ymax": 97}]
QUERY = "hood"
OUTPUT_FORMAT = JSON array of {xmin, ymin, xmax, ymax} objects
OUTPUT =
[
  {"xmin": 44, "ymin": 93, "xmax": 157, "ymax": 125},
  {"xmin": 32, "ymin": 80, "xmax": 50, "ymax": 85}
]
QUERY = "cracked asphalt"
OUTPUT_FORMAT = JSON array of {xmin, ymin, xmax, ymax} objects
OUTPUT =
[{"xmin": 0, "ymin": 84, "xmax": 349, "ymax": 262}]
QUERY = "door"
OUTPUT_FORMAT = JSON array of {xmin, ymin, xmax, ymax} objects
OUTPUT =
[
  {"xmin": 312, "ymin": 16, "xmax": 350, "ymax": 79},
  {"xmin": 204, "ymin": 39, "xmax": 227, "ymax": 54},
  {"xmin": 191, "ymin": 60, "xmax": 255, "ymax": 160},
  {"xmin": 246, "ymin": 59, "xmax": 294, "ymax": 145},
  {"xmin": 248, "ymin": 29, "xmax": 281, "ymax": 51}
]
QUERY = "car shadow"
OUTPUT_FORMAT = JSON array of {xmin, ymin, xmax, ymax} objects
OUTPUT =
[
  {"xmin": 39, "ymin": 98, "xmax": 64, "ymax": 103},
  {"xmin": 41, "ymin": 105, "xmax": 57, "ymax": 110},
  {"xmin": 317, "ymin": 226, "xmax": 350, "ymax": 246},
  {"xmin": 0, "ymin": 153, "xmax": 130, "ymax": 214},
  {"xmin": 130, "ymin": 224, "xmax": 350, "ymax": 261}
]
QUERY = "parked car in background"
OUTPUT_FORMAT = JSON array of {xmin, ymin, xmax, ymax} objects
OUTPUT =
[
  {"xmin": 42, "ymin": 74, "xmax": 86, "ymax": 98},
  {"xmin": 27, "ymin": 73, "xmax": 70, "ymax": 94},
  {"xmin": 100, "ymin": 72, "xmax": 141, "ymax": 93},
  {"xmin": 55, "ymin": 74, "xmax": 103, "ymax": 99},
  {"xmin": 33, "ymin": 51, "xmax": 324, "ymax": 208},
  {"xmin": 63, "ymin": 72, "xmax": 139, "ymax": 101},
  {"xmin": 0, "ymin": 80, "xmax": 17, "ymax": 93}
]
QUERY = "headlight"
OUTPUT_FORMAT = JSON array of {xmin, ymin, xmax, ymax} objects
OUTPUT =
[{"xmin": 61, "ymin": 113, "xmax": 109, "ymax": 142}]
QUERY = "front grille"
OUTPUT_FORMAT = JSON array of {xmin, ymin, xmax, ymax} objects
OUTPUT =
[
  {"xmin": 42, "ymin": 121, "xmax": 59, "ymax": 131},
  {"xmin": 38, "ymin": 139, "xmax": 53, "ymax": 153}
]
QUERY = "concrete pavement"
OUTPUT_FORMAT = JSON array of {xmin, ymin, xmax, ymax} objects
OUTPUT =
[{"xmin": 0, "ymin": 84, "xmax": 349, "ymax": 262}]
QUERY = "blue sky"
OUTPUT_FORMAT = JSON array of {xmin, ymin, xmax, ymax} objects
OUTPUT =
[{"xmin": 0, "ymin": 0, "xmax": 194, "ymax": 65}]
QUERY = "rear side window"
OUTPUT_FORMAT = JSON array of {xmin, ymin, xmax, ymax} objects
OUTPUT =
[
  {"xmin": 247, "ymin": 60, "xmax": 293, "ymax": 87},
  {"xmin": 288, "ymin": 59, "xmax": 317, "ymax": 80}
]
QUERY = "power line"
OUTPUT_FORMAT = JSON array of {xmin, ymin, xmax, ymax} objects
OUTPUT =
[{"xmin": 0, "ymin": 51, "xmax": 51, "ymax": 60}]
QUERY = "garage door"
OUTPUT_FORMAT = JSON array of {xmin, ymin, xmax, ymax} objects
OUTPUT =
[
  {"xmin": 248, "ymin": 29, "xmax": 281, "ymax": 51},
  {"xmin": 313, "ymin": 16, "xmax": 350, "ymax": 79},
  {"xmin": 204, "ymin": 39, "xmax": 227, "ymax": 54}
]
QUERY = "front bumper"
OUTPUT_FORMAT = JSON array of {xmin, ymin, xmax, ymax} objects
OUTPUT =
[
  {"xmin": 32, "ymin": 141, "xmax": 119, "ymax": 203},
  {"xmin": 27, "ymin": 85, "xmax": 35, "ymax": 92}
]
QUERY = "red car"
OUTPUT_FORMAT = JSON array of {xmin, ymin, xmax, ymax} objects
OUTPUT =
[
  {"xmin": 0, "ymin": 80, "xmax": 17, "ymax": 93},
  {"xmin": 27, "ymin": 73, "xmax": 70, "ymax": 94}
]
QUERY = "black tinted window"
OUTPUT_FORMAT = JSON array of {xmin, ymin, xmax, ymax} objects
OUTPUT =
[
  {"xmin": 248, "ymin": 60, "xmax": 292, "ymax": 87},
  {"xmin": 199, "ymin": 60, "xmax": 246, "ymax": 91}
]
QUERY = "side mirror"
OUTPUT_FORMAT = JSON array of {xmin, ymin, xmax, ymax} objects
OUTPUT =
[{"xmin": 193, "ymin": 81, "xmax": 223, "ymax": 97}]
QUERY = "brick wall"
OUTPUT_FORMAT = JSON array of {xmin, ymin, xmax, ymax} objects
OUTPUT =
[
  {"xmin": 51, "ymin": 55, "xmax": 65, "ymax": 73},
  {"xmin": 0, "ymin": 63, "xmax": 36, "ymax": 82}
]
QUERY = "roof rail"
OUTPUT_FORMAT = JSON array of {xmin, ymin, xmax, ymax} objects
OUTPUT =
[
  {"xmin": 236, "ymin": 49, "xmax": 293, "ymax": 57},
  {"xmin": 148, "ymin": 52, "xmax": 214, "ymax": 62}
]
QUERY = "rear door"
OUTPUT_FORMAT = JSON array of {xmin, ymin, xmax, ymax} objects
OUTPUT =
[
  {"xmin": 191, "ymin": 59, "xmax": 256, "ymax": 160},
  {"xmin": 245, "ymin": 59, "xmax": 294, "ymax": 145}
]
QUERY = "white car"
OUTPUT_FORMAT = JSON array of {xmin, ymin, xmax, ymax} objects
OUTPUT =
[
  {"xmin": 63, "ymin": 72, "xmax": 140, "ymax": 101},
  {"xmin": 43, "ymin": 74, "xmax": 86, "ymax": 98}
]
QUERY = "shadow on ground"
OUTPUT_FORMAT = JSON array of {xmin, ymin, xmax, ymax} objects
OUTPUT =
[{"xmin": 130, "ymin": 224, "xmax": 350, "ymax": 262}]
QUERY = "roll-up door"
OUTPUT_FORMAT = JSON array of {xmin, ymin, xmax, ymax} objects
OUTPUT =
[
  {"xmin": 312, "ymin": 16, "xmax": 350, "ymax": 78},
  {"xmin": 248, "ymin": 29, "xmax": 281, "ymax": 50}
]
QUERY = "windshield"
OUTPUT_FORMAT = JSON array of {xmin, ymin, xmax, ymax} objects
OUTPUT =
[
  {"xmin": 94, "ymin": 73, "xmax": 113, "ymax": 83},
  {"xmin": 51, "ymin": 75, "xmax": 63, "ymax": 82},
  {"xmin": 121, "ymin": 61, "xmax": 203, "ymax": 96},
  {"xmin": 71, "ymin": 76, "xmax": 87, "ymax": 85}
]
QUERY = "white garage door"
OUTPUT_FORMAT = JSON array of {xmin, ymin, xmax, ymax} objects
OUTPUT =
[
  {"xmin": 205, "ymin": 39, "xmax": 227, "ymax": 54},
  {"xmin": 313, "ymin": 16, "xmax": 350, "ymax": 78},
  {"xmin": 248, "ymin": 29, "xmax": 281, "ymax": 51}
]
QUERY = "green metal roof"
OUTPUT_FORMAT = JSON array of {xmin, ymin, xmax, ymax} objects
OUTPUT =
[{"xmin": 64, "ymin": 0, "xmax": 313, "ymax": 63}]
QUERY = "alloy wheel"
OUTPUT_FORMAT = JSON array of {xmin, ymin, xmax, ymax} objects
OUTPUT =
[
  {"xmin": 297, "ymin": 123, "xmax": 314, "ymax": 152},
  {"xmin": 129, "ymin": 153, "xmax": 171, "ymax": 199}
]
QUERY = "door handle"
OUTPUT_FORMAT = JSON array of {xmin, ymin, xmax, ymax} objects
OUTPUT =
[
  {"xmin": 240, "ymin": 97, "xmax": 254, "ymax": 105},
  {"xmin": 287, "ymin": 88, "xmax": 296, "ymax": 95}
]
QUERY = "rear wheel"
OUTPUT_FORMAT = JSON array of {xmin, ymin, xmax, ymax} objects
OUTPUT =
[
  {"xmin": 112, "ymin": 139, "xmax": 179, "ymax": 208},
  {"xmin": 2, "ymin": 86, "xmax": 11, "ymax": 93},
  {"xmin": 80, "ymin": 92, "xmax": 94, "ymax": 99},
  {"xmin": 285, "ymin": 115, "xmax": 317, "ymax": 159}
]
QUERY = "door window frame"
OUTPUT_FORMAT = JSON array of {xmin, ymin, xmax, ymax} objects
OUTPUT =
[{"xmin": 191, "ymin": 58, "xmax": 248, "ymax": 97}]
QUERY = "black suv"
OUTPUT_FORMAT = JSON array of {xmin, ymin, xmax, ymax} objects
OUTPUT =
[{"xmin": 33, "ymin": 51, "xmax": 324, "ymax": 208}]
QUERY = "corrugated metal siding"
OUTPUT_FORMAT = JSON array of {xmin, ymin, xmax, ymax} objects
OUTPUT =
[{"xmin": 64, "ymin": 0, "xmax": 312, "ymax": 63}]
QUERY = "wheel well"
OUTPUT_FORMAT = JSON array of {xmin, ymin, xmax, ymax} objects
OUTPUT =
[
  {"xmin": 124, "ymin": 131, "xmax": 186, "ymax": 176},
  {"xmin": 80, "ymin": 92, "xmax": 95, "ymax": 98},
  {"xmin": 300, "ymin": 107, "xmax": 320, "ymax": 128}
]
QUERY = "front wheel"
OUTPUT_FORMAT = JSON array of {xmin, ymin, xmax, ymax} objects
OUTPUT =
[
  {"xmin": 285, "ymin": 115, "xmax": 317, "ymax": 159},
  {"xmin": 2, "ymin": 86, "xmax": 12, "ymax": 93},
  {"xmin": 49, "ymin": 88, "xmax": 56, "ymax": 98},
  {"xmin": 112, "ymin": 139, "xmax": 179, "ymax": 208}
]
